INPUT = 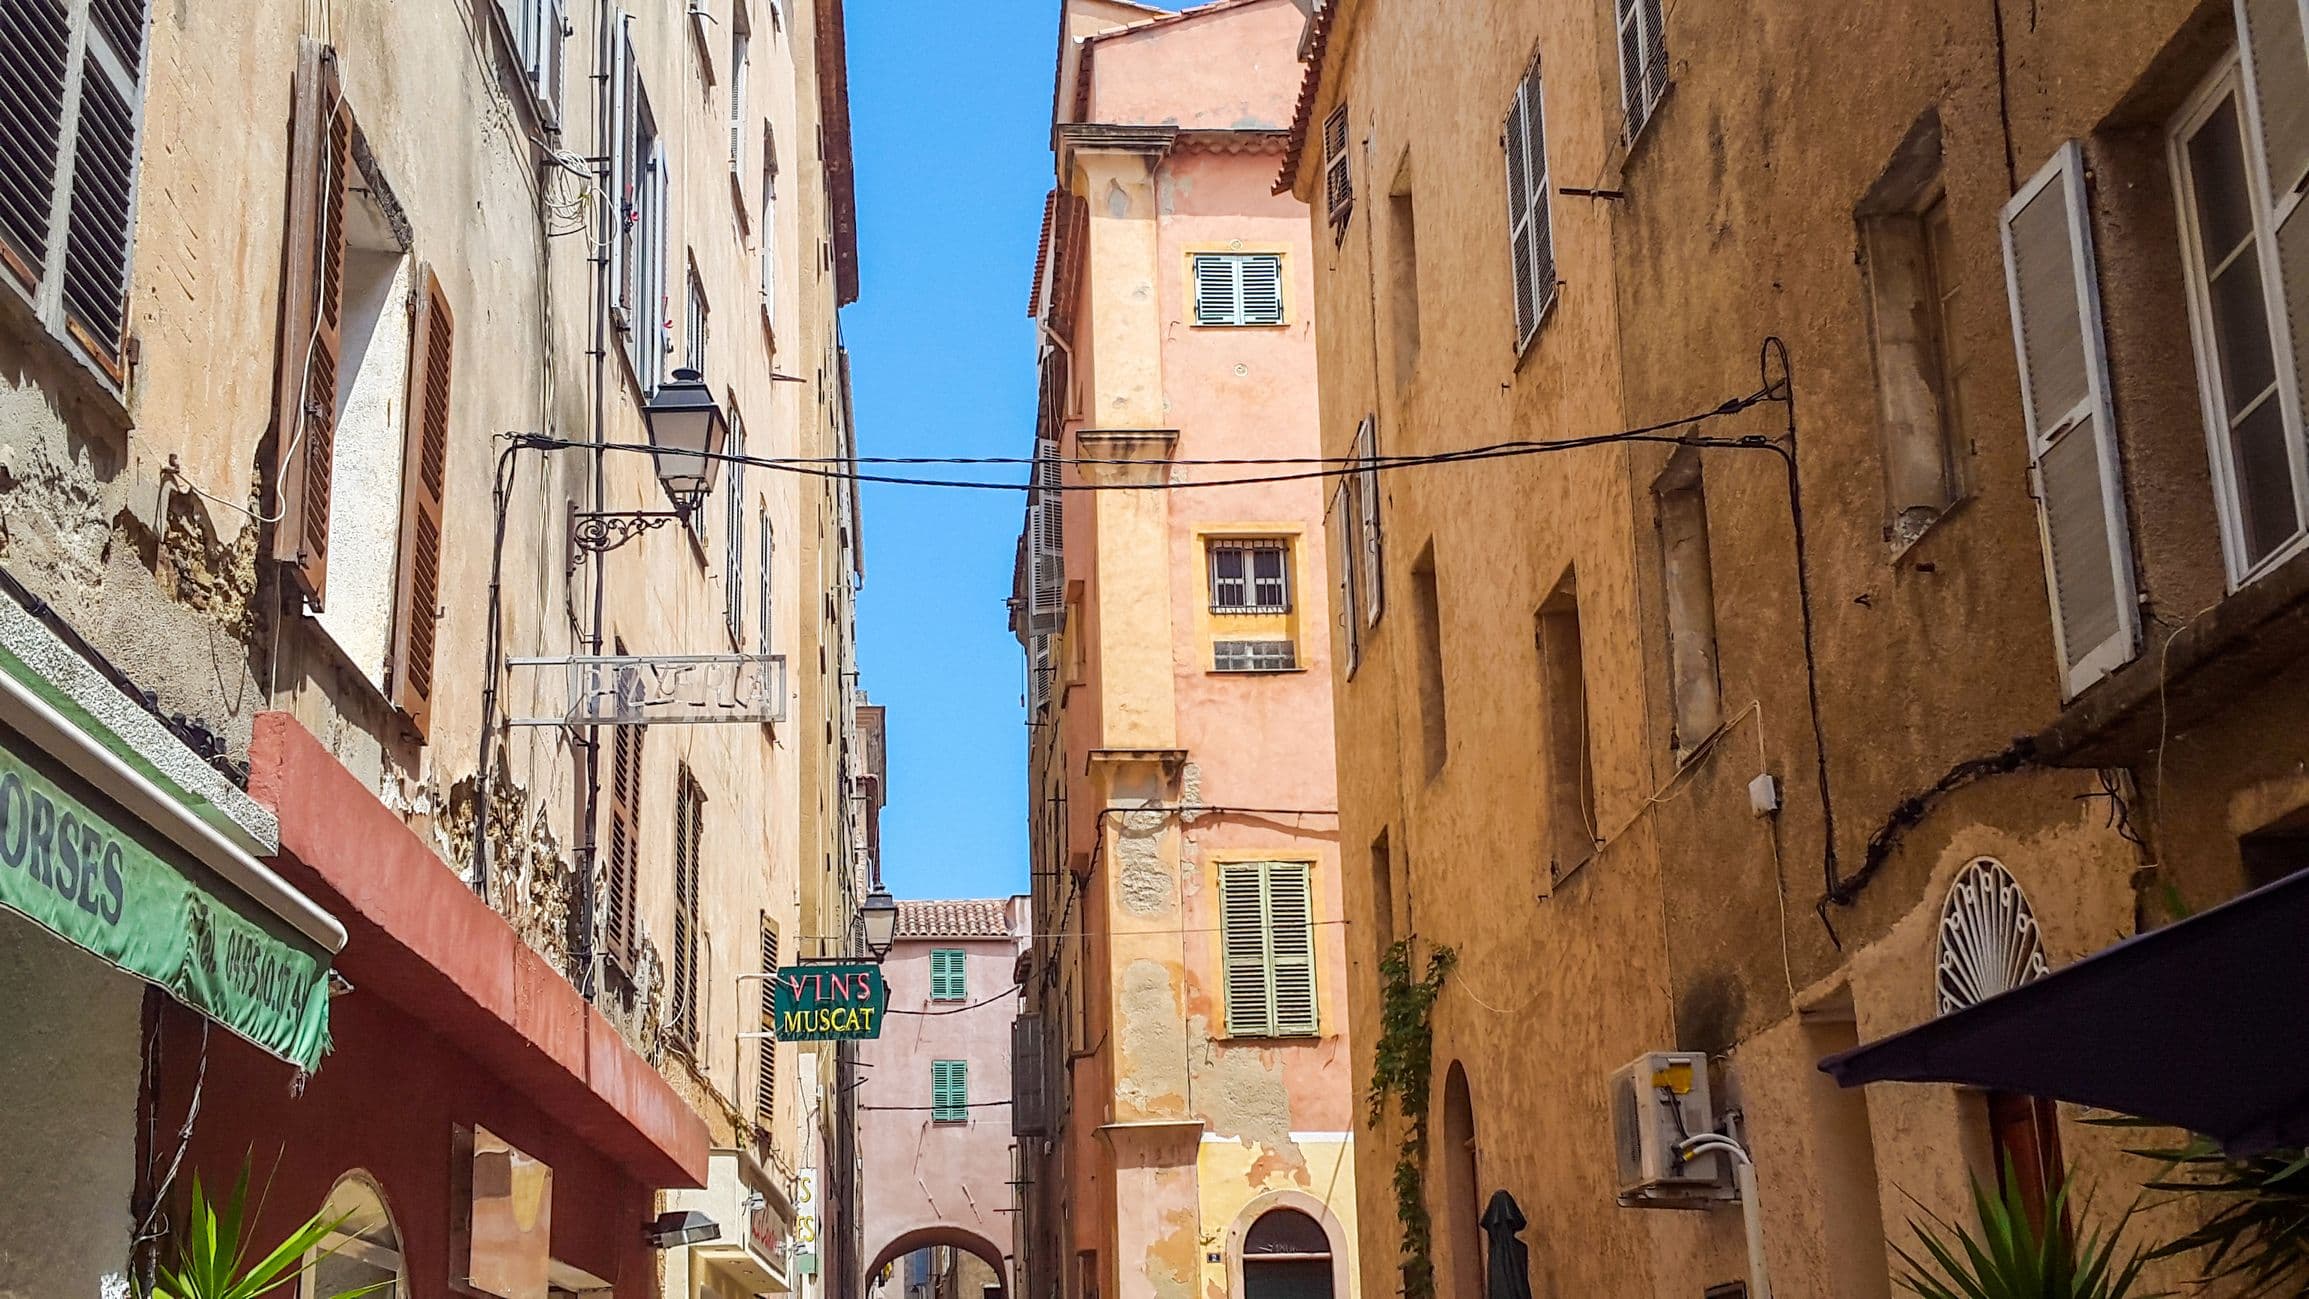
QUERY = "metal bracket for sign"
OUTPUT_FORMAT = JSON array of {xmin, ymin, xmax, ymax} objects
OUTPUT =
[{"xmin": 506, "ymin": 653, "xmax": 788, "ymax": 726}]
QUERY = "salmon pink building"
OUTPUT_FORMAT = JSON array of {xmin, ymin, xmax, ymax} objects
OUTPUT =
[{"xmin": 1009, "ymin": 5, "xmax": 1361, "ymax": 1299}]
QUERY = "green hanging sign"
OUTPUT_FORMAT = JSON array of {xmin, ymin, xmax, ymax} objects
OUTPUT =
[
  {"xmin": 772, "ymin": 963, "xmax": 888, "ymax": 1041},
  {"xmin": 0, "ymin": 736, "xmax": 332, "ymax": 1070}
]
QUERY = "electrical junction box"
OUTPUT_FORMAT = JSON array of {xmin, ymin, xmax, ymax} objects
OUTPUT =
[{"xmin": 1609, "ymin": 1052, "xmax": 1737, "ymax": 1209}]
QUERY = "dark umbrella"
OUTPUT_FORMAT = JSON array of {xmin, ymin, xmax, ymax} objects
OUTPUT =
[
  {"xmin": 1819, "ymin": 867, "xmax": 2309, "ymax": 1154},
  {"xmin": 1481, "ymin": 1190, "xmax": 1535, "ymax": 1299}
]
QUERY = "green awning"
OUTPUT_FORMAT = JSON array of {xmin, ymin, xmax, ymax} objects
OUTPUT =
[{"xmin": 0, "ymin": 644, "xmax": 339, "ymax": 1071}]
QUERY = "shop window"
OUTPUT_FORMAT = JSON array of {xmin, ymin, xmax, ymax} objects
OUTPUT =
[
  {"xmin": 1537, "ymin": 574, "xmax": 1596, "ymax": 877},
  {"xmin": 1655, "ymin": 450, "xmax": 1723, "ymax": 754},
  {"xmin": 303, "ymin": 1174, "xmax": 404, "ymax": 1299}
]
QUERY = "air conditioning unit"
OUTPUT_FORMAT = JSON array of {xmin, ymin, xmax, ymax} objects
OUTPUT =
[{"xmin": 1610, "ymin": 1052, "xmax": 1735, "ymax": 1209}]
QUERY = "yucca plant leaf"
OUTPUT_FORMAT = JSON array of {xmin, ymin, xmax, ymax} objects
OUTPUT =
[
  {"xmin": 1895, "ymin": 1163, "xmax": 2158, "ymax": 1299},
  {"xmin": 155, "ymin": 1160, "xmax": 400, "ymax": 1299}
]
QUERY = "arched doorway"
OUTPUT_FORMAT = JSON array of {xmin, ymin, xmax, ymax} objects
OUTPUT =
[
  {"xmin": 865, "ymin": 1225, "xmax": 1009, "ymax": 1299},
  {"xmin": 301, "ymin": 1173, "xmax": 404, "ymax": 1299},
  {"xmin": 1240, "ymin": 1208, "xmax": 1332, "ymax": 1299},
  {"xmin": 1438, "ymin": 1063, "xmax": 1481, "ymax": 1299}
]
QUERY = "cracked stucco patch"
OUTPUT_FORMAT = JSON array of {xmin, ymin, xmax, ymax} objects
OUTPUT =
[
  {"xmin": 1148, "ymin": 1201, "xmax": 1200, "ymax": 1299},
  {"xmin": 1116, "ymin": 808, "xmax": 1173, "ymax": 916},
  {"xmin": 1118, "ymin": 958, "xmax": 1189, "ymax": 1116},
  {"xmin": 1189, "ymin": 1014, "xmax": 1305, "ymax": 1181}
]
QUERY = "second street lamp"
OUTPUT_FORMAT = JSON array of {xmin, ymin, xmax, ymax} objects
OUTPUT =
[
  {"xmin": 861, "ymin": 887, "xmax": 898, "ymax": 962},
  {"xmin": 570, "ymin": 367, "xmax": 730, "ymax": 556}
]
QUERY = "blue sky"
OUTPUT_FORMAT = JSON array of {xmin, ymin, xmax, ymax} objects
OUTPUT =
[{"xmin": 843, "ymin": 3, "xmax": 1128, "ymax": 902}]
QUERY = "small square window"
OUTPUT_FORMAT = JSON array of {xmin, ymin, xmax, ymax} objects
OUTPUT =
[
  {"xmin": 1210, "ymin": 539, "xmax": 1291, "ymax": 613},
  {"xmin": 1192, "ymin": 253, "xmax": 1285, "ymax": 326}
]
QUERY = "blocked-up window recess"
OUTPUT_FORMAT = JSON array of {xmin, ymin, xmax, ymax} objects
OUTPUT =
[
  {"xmin": 1859, "ymin": 111, "xmax": 1969, "ymax": 547},
  {"xmin": 1536, "ymin": 573, "xmax": 1597, "ymax": 877},
  {"xmin": 1412, "ymin": 546, "xmax": 1448, "ymax": 777},
  {"xmin": 1654, "ymin": 449, "xmax": 1723, "ymax": 754}
]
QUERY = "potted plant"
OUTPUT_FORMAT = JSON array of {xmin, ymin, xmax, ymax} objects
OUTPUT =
[
  {"xmin": 152, "ymin": 1169, "xmax": 395, "ymax": 1299},
  {"xmin": 1894, "ymin": 1166, "xmax": 2155, "ymax": 1299}
]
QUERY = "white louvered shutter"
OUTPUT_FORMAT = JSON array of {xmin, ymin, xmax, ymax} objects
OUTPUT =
[
  {"xmin": 1505, "ymin": 60, "xmax": 1554, "ymax": 347},
  {"xmin": 1029, "ymin": 633, "xmax": 1053, "ymax": 712},
  {"xmin": 1220, "ymin": 864, "xmax": 1274, "ymax": 1035},
  {"xmin": 1027, "ymin": 436, "xmax": 1065, "ymax": 634},
  {"xmin": 1195, "ymin": 254, "xmax": 1239, "ymax": 325},
  {"xmin": 1354, "ymin": 416, "xmax": 1383, "ymax": 624},
  {"xmin": 1240, "ymin": 255, "xmax": 1284, "ymax": 324},
  {"xmin": 1616, "ymin": 0, "xmax": 1667, "ymax": 139},
  {"xmin": 1330, "ymin": 487, "xmax": 1359, "ymax": 675},
  {"xmin": 1323, "ymin": 104, "xmax": 1352, "ymax": 226},
  {"xmin": 1267, "ymin": 865, "xmax": 1318, "ymax": 1035},
  {"xmin": 2238, "ymin": 0, "xmax": 2309, "ymax": 460},
  {"xmin": 2000, "ymin": 143, "xmax": 2139, "ymax": 697}
]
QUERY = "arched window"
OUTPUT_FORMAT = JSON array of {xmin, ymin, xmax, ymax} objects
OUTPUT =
[
  {"xmin": 1936, "ymin": 858, "xmax": 2064, "ymax": 1233},
  {"xmin": 302, "ymin": 1174, "xmax": 404, "ymax": 1299},
  {"xmin": 1241, "ymin": 1209, "xmax": 1331, "ymax": 1299},
  {"xmin": 1439, "ymin": 1063, "xmax": 1481, "ymax": 1299}
]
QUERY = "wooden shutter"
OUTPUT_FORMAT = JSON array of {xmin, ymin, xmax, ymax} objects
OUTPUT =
[
  {"xmin": 1505, "ymin": 60, "xmax": 1553, "ymax": 347},
  {"xmin": 1322, "ymin": 104, "xmax": 1352, "ymax": 226},
  {"xmin": 1267, "ymin": 865, "xmax": 1317, "ymax": 1035},
  {"xmin": 390, "ymin": 268, "xmax": 453, "ymax": 736},
  {"xmin": 605, "ymin": 690, "xmax": 644, "ymax": 962},
  {"xmin": 756, "ymin": 914, "xmax": 778, "ymax": 1127},
  {"xmin": 1011, "ymin": 1014, "xmax": 1048, "ymax": 1137},
  {"xmin": 2237, "ymin": 0, "xmax": 2309, "ymax": 458},
  {"xmin": 0, "ymin": 0, "xmax": 72, "ymax": 293},
  {"xmin": 272, "ymin": 38, "xmax": 350, "ymax": 606},
  {"xmin": 59, "ymin": 0, "xmax": 146, "ymax": 377},
  {"xmin": 1354, "ymin": 417, "xmax": 1384, "ymax": 624},
  {"xmin": 671, "ymin": 773, "xmax": 703, "ymax": 1045},
  {"xmin": 1220, "ymin": 864, "xmax": 1274, "ymax": 1035},
  {"xmin": 1999, "ymin": 143, "xmax": 2139, "ymax": 697}
]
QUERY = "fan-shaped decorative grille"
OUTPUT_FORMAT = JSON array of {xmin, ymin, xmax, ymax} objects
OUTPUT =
[{"xmin": 1936, "ymin": 858, "xmax": 2051, "ymax": 1014}]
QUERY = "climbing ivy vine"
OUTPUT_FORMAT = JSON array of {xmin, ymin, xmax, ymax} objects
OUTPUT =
[{"xmin": 1368, "ymin": 939, "xmax": 1456, "ymax": 1299}]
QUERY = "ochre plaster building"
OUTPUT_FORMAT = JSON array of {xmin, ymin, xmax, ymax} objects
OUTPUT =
[
  {"xmin": 1281, "ymin": 0, "xmax": 2309, "ymax": 1294},
  {"xmin": 1011, "ymin": 5, "xmax": 1362, "ymax": 1299}
]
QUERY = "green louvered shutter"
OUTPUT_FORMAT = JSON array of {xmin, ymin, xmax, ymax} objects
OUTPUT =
[
  {"xmin": 1221, "ymin": 864, "xmax": 1274, "ymax": 1034},
  {"xmin": 931, "ymin": 1059, "xmax": 967, "ymax": 1121},
  {"xmin": 930, "ymin": 948, "xmax": 966, "ymax": 1001},
  {"xmin": 1268, "ymin": 865, "xmax": 1318, "ymax": 1035}
]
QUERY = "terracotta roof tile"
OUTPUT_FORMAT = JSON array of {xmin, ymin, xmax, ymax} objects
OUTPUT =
[{"xmin": 896, "ymin": 898, "xmax": 1015, "ymax": 939}]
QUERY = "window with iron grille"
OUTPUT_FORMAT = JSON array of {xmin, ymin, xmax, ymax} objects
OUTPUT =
[
  {"xmin": 0, "ymin": 0, "xmax": 151, "ymax": 389},
  {"xmin": 1214, "ymin": 640, "xmax": 1297, "ymax": 673},
  {"xmin": 1192, "ymin": 253, "xmax": 1285, "ymax": 326},
  {"xmin": 930, "ymin": 948, "xmax": 967, "ymax": 1001},
  {"xmin": 669, "ymin": 768, "xmax": 705, "ymax": 1047},
  {"xmin": 755, "ymin": 915, "xmax": 778, "ymax": 1128},
  {"xmin": 1209, "ymin": 539, "xmax": 1290, "ymax": 613},
  {"xmin": 1219, "ymin": 863, "xmax": 1318, "ymax": 1037},
  {"xmin": 931, "ymin": 1059, "xmax": 968, "ymax": 1122}
]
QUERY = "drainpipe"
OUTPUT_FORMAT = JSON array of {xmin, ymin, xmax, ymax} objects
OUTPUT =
[{"xmin": 1678, "ymin": 1133, "xmax": 1772, "ymax": 1299}]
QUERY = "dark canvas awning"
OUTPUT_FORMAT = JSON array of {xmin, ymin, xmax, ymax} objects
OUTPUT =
[{"xmin": 1819, "ymin": 868, "xmax": 2309, "ymax": 1155}]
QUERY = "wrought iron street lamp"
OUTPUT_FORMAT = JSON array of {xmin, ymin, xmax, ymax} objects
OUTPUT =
[
  {"xmin": 861, "ymin": 886, "xmax": 898, "ymax": 962},
  {"xmin": 570, "ymin": 367, "xmax": 729, "ymax": 555}
]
